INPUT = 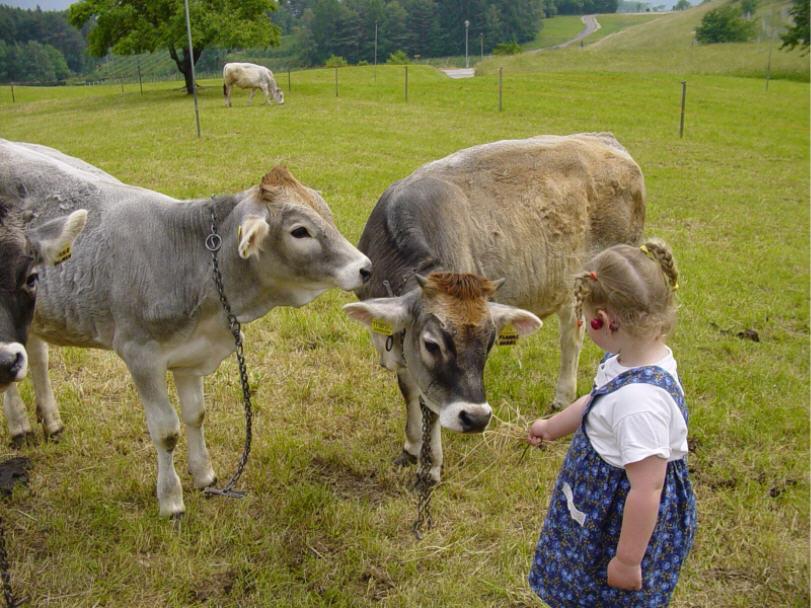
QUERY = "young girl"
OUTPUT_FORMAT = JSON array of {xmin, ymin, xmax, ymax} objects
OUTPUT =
[{"xmin": 526, "ymin": 239, "xmax": 696, "ymax": 607}]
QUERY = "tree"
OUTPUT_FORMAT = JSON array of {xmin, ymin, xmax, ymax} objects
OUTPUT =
[
  {"xmin": 781, "ymin": 0, "xmax": 809, "ymax": 51},
  {"xmin": 68, "ymin": 0, "xmax": 281, "ymax": 94},
  {"xmin": 739, "ymin": 0, "xmax": 757, "ymax": 19},
  {"xmin": 695, "ymin": 4, "xmax": 755, "ymax": 43},
  {"xmin": 674, "ymin": 0, "xmax": 691, "ymax": 10}
]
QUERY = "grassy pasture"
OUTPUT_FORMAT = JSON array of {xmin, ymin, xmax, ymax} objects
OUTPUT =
[{"xmin": 0, "ymin": 53, "xmax": 808, "ymax": 608}]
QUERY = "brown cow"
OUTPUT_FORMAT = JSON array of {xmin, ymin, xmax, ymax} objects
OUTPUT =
[{"xmin": 345, "ymin": 133, "xmax": 645, "ymax": 481}]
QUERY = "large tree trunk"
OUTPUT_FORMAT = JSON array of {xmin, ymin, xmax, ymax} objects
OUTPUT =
[{"xmin": 169, "ymin": 45, "xmax": 204, "ymax": 94}]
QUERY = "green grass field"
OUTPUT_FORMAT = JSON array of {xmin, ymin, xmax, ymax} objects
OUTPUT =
[{"xmin": 0, "ymin": 14, "xmax": 808, "ymax": 607}]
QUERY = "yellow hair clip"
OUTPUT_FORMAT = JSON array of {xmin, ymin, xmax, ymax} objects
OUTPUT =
[
  {"xmin": 673, "ymin": 283, "xmax": 680, "ymax": 291},
  {"xmin": 640, "ymin": 244, "xmax": 653, "ymax": 259}
]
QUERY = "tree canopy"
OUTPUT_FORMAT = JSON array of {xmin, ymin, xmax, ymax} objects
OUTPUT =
[
  {"xmin": 780, "ymin": 0, "xmax": 809, "ymax": 51},
  {"xmin": 695, "ymin": 4, "xmax": 755, "ymax": 43},
  {"xmin": 68, "ymin": 0, "xmax": 281, "ymax": 93}
]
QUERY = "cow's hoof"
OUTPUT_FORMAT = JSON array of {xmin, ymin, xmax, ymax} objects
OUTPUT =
[
  {"xmin": 393, "ymin": 450, "xmax": 418, "ymax": 467},
  {"xmin": 10, "ymin": 432, "xmax": 37, "ymax": 449},
  {"xmin": 195, "ymin": 476, "xmax": 217, "ymax": 491},
  {"xmin": 44, "ymin": 426, "xmax": 64, "ymax": 443},
  {"xmin": 170, "ymin": 512, "xmax": 184, "ymax": 531}
]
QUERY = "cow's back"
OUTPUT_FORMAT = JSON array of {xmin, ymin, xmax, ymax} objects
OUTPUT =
[{"xmin": 357, "ymin": 133, "xmax": 645, "ymax": 316}]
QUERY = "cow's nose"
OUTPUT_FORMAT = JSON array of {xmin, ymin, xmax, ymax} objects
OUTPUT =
[
  {"xmin": 459, "ymin": 409, "xmax": 491, "ymax": 433},
  {"xmin": 359, "ymin": 264, "xmax": 372, "ymax": 284},
  {"xmin": 0, "ymin": 351, "xmax": 24, "ymax": 385}
]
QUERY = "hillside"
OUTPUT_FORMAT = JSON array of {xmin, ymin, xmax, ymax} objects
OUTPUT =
[{"xmin": 478, "ymin": 0, "xmax": 808, "ymax": 81}]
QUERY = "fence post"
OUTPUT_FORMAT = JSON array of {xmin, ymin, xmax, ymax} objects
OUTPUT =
[
  {"xmin": 288, "ymin": 68, "xmax": 291, "ymax": 93},
  {"xmin": 498, "ymin": 67, "xmax": 503, "ymax": 112},
  {"xmin": 9, "ymin": 83, "xmax": 14, "ymax": 103},
  {"xmin": 404, "ymin": 65, "xmax": 408, "ymax": 102},
  {"xmin": 137, "ymin": 60, "xmax": 143, "ymax": 96},
  {"xmin": 679, "ymin": 80, "xmax": 687, "ymax": 138},
  {"xmin": 335, "ymin": 67, "xmax": 338, "ymax": 97},
  {"xmin": 120, "ymin": 78, "xmax": 124, "ymax": 94}
]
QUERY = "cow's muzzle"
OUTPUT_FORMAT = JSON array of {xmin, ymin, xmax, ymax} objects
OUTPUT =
[
  {"xmin": 439, "ymin": 401, "xmax": 493, "ymax": 433},
  {"xmin": 0, "ymin": 343, "xmax": 28, "ymax": 387}
]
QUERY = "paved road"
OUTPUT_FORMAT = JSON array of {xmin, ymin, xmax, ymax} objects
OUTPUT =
[{"xmin": 439, "ymin": 15, "xmax": 601, "ymax": 79}]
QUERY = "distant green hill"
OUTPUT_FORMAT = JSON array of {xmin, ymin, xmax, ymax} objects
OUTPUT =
[{"xmin": 478, "ymin": 0, "xmax": 808, "ymax": 81}]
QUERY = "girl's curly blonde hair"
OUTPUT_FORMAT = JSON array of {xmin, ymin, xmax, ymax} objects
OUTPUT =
[{"xmin": 573, "ymin": 239, "xmax": 680, "ymax": 339}]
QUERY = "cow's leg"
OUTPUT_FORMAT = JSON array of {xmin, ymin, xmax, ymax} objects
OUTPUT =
[
  {"xmin": 395, "ymin": 369, "xmax": 444, "ymax": 482},
  {"xmin": 224, "ymin": 83, "xmax": 232, "ymax": 107},
  {"xmin": 248, "ymin": 89, "xmax": 255, "ymax": 105},
  {"xmin": 2, "ymin": 384, "xmax": 33, "ymax": 447},
  {"xmin": 261, "ymin": 84, "xmax": 271, "ymax": 105},
  {"xmin": 553, "ymin": 303, "xmax": 584, "ymax": 410},
  {"xmin": 28, "ymin": 335, "xmax": 63, "ymax": 439},
  {"xmin": 395, "ymin": 368, "xmax": 420, "ymax": 467},
  {"xmin": 173, "ymin": 372, "xmax": 216, "ymax": 490},
  {"xmin": 127, "ymin": 364, "xmax": 184, "ymax": 517}
]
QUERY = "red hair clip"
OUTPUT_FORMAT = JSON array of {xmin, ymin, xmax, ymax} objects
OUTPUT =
[{"xmin": 588, "ymin": 271, "xmax": 598, "ymax": 281}]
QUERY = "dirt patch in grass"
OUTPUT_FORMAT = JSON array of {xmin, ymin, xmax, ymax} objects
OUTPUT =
[{"xmin": 307, "ymin": 455, "xmax": 404, "ymax": 504}]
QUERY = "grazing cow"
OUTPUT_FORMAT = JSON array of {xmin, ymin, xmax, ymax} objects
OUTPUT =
[
  {"xmin": 345, "ymin": 133, "xmax": 645, "ymax": 482},
  {"xmin": 0, "ymin": 200, "xmax": 86, "ymax": 398},
  {"xmin": 0, "ymin": 139, "xmax": 371, "ymax": 517},
  {"xmin": 223, "ymin": 62, "xmax": 285, "ymax": 108}
]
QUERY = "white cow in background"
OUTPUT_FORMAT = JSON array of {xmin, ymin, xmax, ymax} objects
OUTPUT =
[{"xmin": 223, "ymin": 62, "xmax": 285, "ymax": 107}]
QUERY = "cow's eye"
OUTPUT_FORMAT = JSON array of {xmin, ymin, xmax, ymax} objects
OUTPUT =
[
  {"xmin": 25, "ymin": 271, "xmax": 39, "ymax": 290},
  {"xmin": 424, "ymin": 339, "xmax": 440, "ymax": 355},
  {"xmin": 291, "ymin": 227, "xmax": 310, "ymax": 239}
]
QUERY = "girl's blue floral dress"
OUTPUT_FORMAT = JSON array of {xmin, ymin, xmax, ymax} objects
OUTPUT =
[{"xmin": 528, "ymin": 365, "xmax": 697, "ymax": 607}]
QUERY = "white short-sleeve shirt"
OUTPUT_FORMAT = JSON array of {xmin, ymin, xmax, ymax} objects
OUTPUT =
[{"xmin": 585, "ymin": 348, "xmax": 689, "ymax": 468}]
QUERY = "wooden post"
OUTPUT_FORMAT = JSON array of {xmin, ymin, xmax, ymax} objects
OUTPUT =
[
  {"xmin": 9, "ymin": 83, "xmax": 14, "ymax": 103},
  {"xmin": 765, "ymin": 40, "xmax": 773, "ymax": 91},
  {"xmin": 288, "ymin": 68, "xmax": 291, "ymax": 93},
  {"xmin": 335, "ymin": 67, "xmax": 338, "ymax": 97},
  {"xmin": 404, "ymin": 65, "xmax": 408, "ymax": 102},
  {"xmin": 679, "ymin": 80, "xmax": 687, "ymax": 138},
  {"xmin": 120, "ymin": 78, "xmax": 124, "ymax": 94},
  {"xmin": 498, "ymin": 67, "xmax": 503, "ymax": 112}
]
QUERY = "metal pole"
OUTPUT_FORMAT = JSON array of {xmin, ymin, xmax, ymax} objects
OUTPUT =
[
  {"xmin": 288, "ymin": 68, "xmax": 291, "ymax": 92},
  {"xmin": 137, "ymin": 59, "xmax": 143, "ymax": 95},
  {"xmin": 498, "ymin": 67, "xmax": 503, "ymax": 112},
  {"xmin": 335, "ymin": 67, "xmax": 338, "ymax": 97},
  {"xmin": 765, "ymin": 39, "xmax": 773, "ymax": 91},
  {"xmin": 184, "ymin": 0, "xmax": 201, "ymax": 138},
  {"xmin": 465, "ymin": 20, "xmax": 470, "ymax": 69},
  {"xmin": 404, "ymin": 65, "xmax": 408, "ymax": 102},
  {"xmin": 374, "ymin": 21, "xmax": 378, "ymax": 82},
  {"xmin": 9, "ymin": 84, "xmax": 13, "ymax": 103},
  {"xmin": 679, "ymin": 80, "xmax": 687, "ymax": 138},
  {"xmin": 480, "ymin": 33, "xmax": 483, "ymax": 60},
  {"xmin": 120, "ymin": 78, "xmax": 124, "ymax": 94}
]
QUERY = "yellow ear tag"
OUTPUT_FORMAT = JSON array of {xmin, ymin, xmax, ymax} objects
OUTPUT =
[
  {"xmin": 53, "ymin": 244, "xmax": 72, "ymax": 264},
  {"xmin": 371, "ymin": 319, "xmax": 394, "ymax": 336},
  {"xmin": 237, "ymin": 224, "xmax": 243, "ymax": 241},
  {"xmin": 497, "ymin": 323, "xmax": 519, "ymax": 346}
]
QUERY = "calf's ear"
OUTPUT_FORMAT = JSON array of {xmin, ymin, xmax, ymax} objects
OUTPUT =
[
  {"xmin": 238, "ymin": 216, "xmax": 270, "ymax": 259},
  {"xmin": 343, "ymin": 297, "xmax": 410, "ymax": 333},
  {"xmin": 27, "ymin": 209, "xmax": 87, "ymax": 266},
  {"xmin": 488, "ymin": 302, "xmax": 543, "ymax": 337}
]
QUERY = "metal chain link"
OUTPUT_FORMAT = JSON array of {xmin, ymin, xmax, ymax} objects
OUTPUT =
[
  {"xmin": 203, "ymin": 204, "xmax": 253, "ymax": 499},
  {"xmin": 411, "ymin": 398, "xmax": 438, "ymax": 540},
  {"xmin": 0, "ymin": 516, "xmax": 25, "ymax": 607}
]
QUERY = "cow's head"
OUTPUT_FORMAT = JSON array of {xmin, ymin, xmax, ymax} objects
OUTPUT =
[
  {"xmin": 344, "ymin": 272, "xmax": 542, "ymax": 432},
  {"xmin": 0, "ymin": 203, "xmax": 87, "ymax": 392},
  {"xmin": 234, "ymin": 167, "xmax": 371, "ymax": 305},
  {"xmin": 272, "ymin": 86, "xmax": 285, "ymax": 105}
]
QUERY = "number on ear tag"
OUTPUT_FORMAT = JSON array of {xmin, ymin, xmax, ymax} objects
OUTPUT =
[
  {"xmin": 497, "ymin": 323, "xmax": 519, "ymax": 346},
  {"xmin": 371, "ymin": 319, "xmax": 394, "ymax": 336},
  {"xmin": 53, "ymin": 244, "xmax": 72, "ymax": 264}
]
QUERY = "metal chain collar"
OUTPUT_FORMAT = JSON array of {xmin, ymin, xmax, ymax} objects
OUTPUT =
[
  {"xmin": 411, "ymin": 397, "xmax": 438, "ymax": 540},
  {"xmin": 203, "ymin": 204, "xmax": 253, "ymax": 499}
]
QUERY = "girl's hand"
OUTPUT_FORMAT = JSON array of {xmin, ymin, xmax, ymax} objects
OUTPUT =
[
  {"xmin": 527, "ymin": 419, "xmax": 551, "ymax": 446},
  {"xmin": 607, "ymin": 556, "xmax": 642, "ymax": 590}
]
